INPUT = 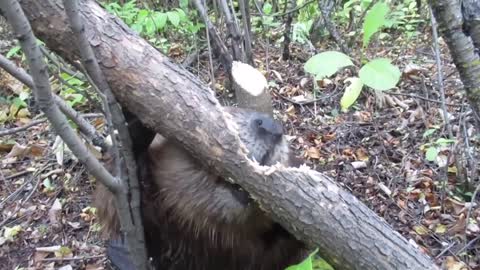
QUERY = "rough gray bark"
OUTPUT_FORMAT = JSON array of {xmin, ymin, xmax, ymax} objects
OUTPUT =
[
  {"xmin": 429, "ymin": 0, "xmax": 480, "ymax": 126},
  {"xmin": 462, "ymin": 0, "xmax": 480, "ymax": 52},
  {"xmin": 13, "ymin": 0, "xmax": 441, "ymax": 269},
  {"xmin": 218, "ymin": 0, "xmax": 244, "ymax": 61},
  {"xmin": 318, "ymin": 0, "xmax": 350, "ymax": 54},
  {"xmin": 282, "ymin": 0, "xmax": 295, "ymax": 60},
  {"xmin": 238, "ymin": 0, "xmax": 253, "ymax": 65}
]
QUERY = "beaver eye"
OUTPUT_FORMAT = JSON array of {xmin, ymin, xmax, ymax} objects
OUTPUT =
[{"xmin": 255, "ymin": 119, "xmax": 263, "ymax": 126}]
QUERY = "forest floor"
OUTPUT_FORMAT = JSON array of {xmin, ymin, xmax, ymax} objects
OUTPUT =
[{"xmin": 1, "ymin": 23, "xmax": 479, "ymax": 270}]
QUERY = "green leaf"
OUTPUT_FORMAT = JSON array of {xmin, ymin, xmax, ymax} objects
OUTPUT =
[
  {"xmin": 435, "ymin": 138, "xmax": 455, "ymax": 145},
  {"xmin": 4, "ymin": 225, "xmax": 22, "ymax": 241},
  {"xmin": 137, "ymin": 9, "xmax": 149, "ymax": 22},
  {"xmin": 65, "ymin": 76, "xmax": 84, "ymax": 86},
  {"xmin": 285, "ymin": 248, "xmax": 318, "ymax": 270},
  {"xmin": 6, "ymin": 45, "xmax": 21, "ymax": 58},
  {"xmin": 304, "ymin": 51, "xmax": 354, "ymax": 79},
  {"xmin": 12, "ymin": 97, "xmax": 27, "ymax": 108},
  {"xmin": 175, "ymin": 8, "xmax": 188, "ymax": 22},
  {"xmin": 359, "ymin": 58, "xmax": 400, "ymax": 91},
  {"xmin": 145, "ymin": 18, "xmax": 156, "ymax": 35},
  {"xmin": 167, "ymin": 11, "xmax": 180, "ymax": 27},
  {"xmin": 179, "ymin": 0, "xmax": 188, "ymax": 10},
  {"xmin": 362, "ymin": 2, "xmax": 389, "ymax": 47},
  {"xmin": 43, "ymin": 178, "xmax": 54, "ymax": 191},
  {"xmin": 131, "ymin": 23, "xmax": 143, "ymax": 33},
  {"xmin": 340, "ymin": 77, "xmax": 364, "ymax": 111},
  {"xmin": 425, "ymin": 147, "xmax": 439, "ymax": 162},
  {"xmin": 153, "ymin": 12, "xmax": 168, "ymax": 30},
  {"xmin": 19, "ymin": 91, "xmax": 30, "ymax": 101},
  {"xmin": 422, "ymin": 128, "xmax": 437, "ymax": 138},
  {"xmin": 263, "ymin": 2, "xmax": 273, "ymax": 14}
]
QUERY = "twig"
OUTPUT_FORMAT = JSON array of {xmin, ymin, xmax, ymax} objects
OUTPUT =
[
  {"xmin": 40, "ymin": 255, "xmax": 105, "ymax": 262},
  {"xmin": 0, "ymin": 118, "xmax": 47, "ymax": 136},
  {"xmin": 0, "ymin": 164, "xmax": 50, "ymax": 211},
  {"xmin": 430, "ymin": 5, "xmax": 455, "ymax": 213},
  {"xmin": 203, "ymin": 2, "xmax": 216, "ymax": 86},
  {"xmin": 455, "ymin": 234, "xmax": 480, "ymax": 256},
  {"xmin": 272, "ymin": 87, "xmax": 341, "ymax": 106},
  {"xmin": 385, "ymin": 91, "xmax": 463, "ymax": 107},
  {"xmin": 4, "ymin": 169, "xmax": 32, "ymax": 180},
  {"xmin": 0, "ymin": 113, "xmax": 103, "ymax": 136}
]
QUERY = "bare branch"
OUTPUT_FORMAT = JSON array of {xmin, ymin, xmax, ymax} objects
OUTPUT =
[{"xmin": 0, "ymin": 0, "xmax": 120, "ymax": 199}]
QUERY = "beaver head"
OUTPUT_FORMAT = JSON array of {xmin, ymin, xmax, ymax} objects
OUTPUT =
[{"xmin": 147, "ymin": 107, "xmax": 291, "ymax": 236}]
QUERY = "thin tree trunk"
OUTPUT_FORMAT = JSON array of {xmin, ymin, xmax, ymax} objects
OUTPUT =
[{"xmin": 430, "ymin": 0, "xmax": 480, "ymax": 127}]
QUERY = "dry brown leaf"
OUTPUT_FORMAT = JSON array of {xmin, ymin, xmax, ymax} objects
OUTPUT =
[
  {"xmin": 0, "ymin": 141, "xmax": 15, "ymax": 152},
  {"xmin": 271, "ymin": 70, "xmax": 283, "ymax": 83},
  {"xmin": 48, "ymin": 198, "xmax": 63, "ymax": 231},
  {"xmin": 86, "ymin": 264, "xmax": 105, "ymax": 270},
  {"xmin": 447, "ymin": 214, "xmax": 466, "ymax": 235},
  {"xmin": 33, "ymin": 251, "xmax": 50, "ymax": 264},
  {"xmin": 306, "ymin": 147, "xmax": 320, "ymax": 160},
  {"xmin": 323, "ymin": 132, "xmax": 336, "ymax": 142},
  {"xmin": 355, "ymin": 148, "xmax": 369, "ymax": 161},
  {"xmin": 5, "ymin": 143, "xmax": 29, "ymax": 159},
  {"xmin": 29, "ymin": 144, "xmax": 46, "ymax": 157},
  {"xmin": 285, "ymin": 105, "xmax": 296, "ymax": 116},
  {"xmin": 444, "ymin": 256, "xmax": 468, "ymax": 270}
]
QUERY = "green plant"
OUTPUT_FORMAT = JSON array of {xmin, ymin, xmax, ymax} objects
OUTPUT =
[
  {"xmin": 336, "ymin": 0, "xmax": 423, "ymax": 38},
  {"xmin": 252, "ymin": 2, "xmax": 282, "ymax": 38},
  {"xmin": 384, "ymin": 0, "xmax": 423, "ymax": 38},
  {"xmin": 421, "ymin": 138, "xmax": 455, "ymax": 164},
  {"xmin": 292, "ymin": 0, "xmax": 318, "ymax": 44},
  {"xmin": 6, "ymin": 44, "xmax": 22, "ymax": 59},
  {"xmin": 335, "ymin": 0, "xmax": 374, "ymax": 25},
  {"xmin": 283, "ymin": 248, "xmax": 335, "ymax": 270},
  {"xmin": 304, "ymin": 2, "xmax": 401, "ymax": 111},
  {"xmin": 102, "ymin": 0, "xmax": 203, "ymax": 53},
  {"xmin": 59, "ymin": 73, "xmax": 88, "ymax": 108}
]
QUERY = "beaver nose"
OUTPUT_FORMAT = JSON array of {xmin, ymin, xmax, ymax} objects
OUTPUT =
[{"xmin": 254, "ymin": 116, "xmax": 284, "ymax": 139}]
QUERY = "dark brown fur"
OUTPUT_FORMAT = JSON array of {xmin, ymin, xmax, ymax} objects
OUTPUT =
[{"xmin": 94, "ymin": 107, "xmax": 307, "ymax": 270}]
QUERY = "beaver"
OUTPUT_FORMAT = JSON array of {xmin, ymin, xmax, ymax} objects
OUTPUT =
[{"xmin": 94, "ymin": 107, "xmax": 307, "ymax": 270}]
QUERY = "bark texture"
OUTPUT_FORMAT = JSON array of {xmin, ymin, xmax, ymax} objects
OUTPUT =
[
  {"xmin": 14, "ymin": 0, "xmax": 440, "ymax": 269},
  {"xmin": 430, "ymin": 0, "xmax": 480, "ymax": 125}
]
